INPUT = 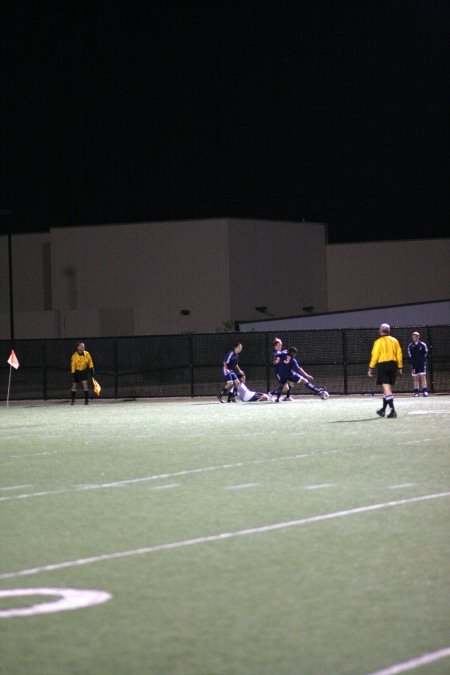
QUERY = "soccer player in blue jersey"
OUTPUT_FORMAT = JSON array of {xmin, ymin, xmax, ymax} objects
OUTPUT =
[
  {"xmin": 272, "ymin": 337, "xmax": 290, "ymax": 399},
  {"xmin": 218, "ymin": 343, "xmax": 244, "ymax": 402},
  {"xmin": 408, "ymin": 331, "xmax": 429, "ymax": 396},
  {"xmin": 272, "ymin": 347, "xmax": 329, "ymax": 402}
]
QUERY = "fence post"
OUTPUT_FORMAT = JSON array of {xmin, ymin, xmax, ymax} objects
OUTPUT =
[
  {"xmin": 113, "ymin": 337, "xmax": 118, "ymax": 399},
  {"xmin": 189, "ymin": 334, "xmax": 194, "ymax": 398},
  {"xmin": 265, "ymin": 333, "xmax": 271, "ymax": 393},
  {"xmin": 342, "ymin": 329, "xmax": 348, "ymax": 395},
  {"xmin": 42, "ymin": 339, "xmax": 47, "ymax": 400},
  {"xmin": 427, "ymin": 326, "xmax": 434, "ymax": 393}
]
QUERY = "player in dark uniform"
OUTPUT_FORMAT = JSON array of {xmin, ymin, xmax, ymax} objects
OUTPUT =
[
  {"xmin": 271, "ymin": 337, "xmax": 290, "ymax": 399},
  {"xmin": 218, "ymin": 343, "xmax": 244, "ymax": 403},
  {"xmin": 407, "ymin": 331, "xmax": 429, "ymax": 396},
  {"xmin": 272, "ymin": 347, "xmax": 329, "ymax": 402}
]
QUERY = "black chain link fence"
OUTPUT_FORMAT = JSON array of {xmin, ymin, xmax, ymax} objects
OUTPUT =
[{"xmin": 1, "ymin": 326, "xmax": 449, "ymax": 400}]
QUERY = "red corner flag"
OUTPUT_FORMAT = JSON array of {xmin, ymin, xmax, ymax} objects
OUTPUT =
[{"xmin": 7, "ymin": 350, "xmax": 19, "ymax": 369}]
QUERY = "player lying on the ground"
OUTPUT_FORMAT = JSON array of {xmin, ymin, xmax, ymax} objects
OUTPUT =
[
  {"xmin": 236, "ymin": 373, "xmax": 270, "ymax": 402},
  {"xmin": 272, "ymin": 347, "xmax": 329, "ymax": 401}
]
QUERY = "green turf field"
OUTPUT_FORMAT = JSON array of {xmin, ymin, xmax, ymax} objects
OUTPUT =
[{"xmin": 1, "ymin": 395, "xmax": 449, "ymax": 675}]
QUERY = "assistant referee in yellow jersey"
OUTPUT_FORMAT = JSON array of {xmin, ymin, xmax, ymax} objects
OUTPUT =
[
  {"xmin": 70, "ymin": 342, "xmax": 95, "ymax": 405},
  {"xmin": 368, "ymin": 323, "xmax": 403, "ymax": 418}
]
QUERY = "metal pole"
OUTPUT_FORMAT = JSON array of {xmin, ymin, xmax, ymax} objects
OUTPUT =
[{"xmin": 8, "ymin": 233, "xmax": 15, "ymax": 342}]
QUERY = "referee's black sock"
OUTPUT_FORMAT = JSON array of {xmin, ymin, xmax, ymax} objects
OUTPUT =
[
  {"xmin": 385, "ymin": 395, "xmax": 394, "ymax": 410},
  {"xmin": 70, "ymin": 391, "xmax": 75, "ymax": 404}
]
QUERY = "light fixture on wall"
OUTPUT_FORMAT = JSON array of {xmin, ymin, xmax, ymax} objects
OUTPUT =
[
  {"xmin": 255, "ymin": 306, "xmax": 274, "ymax": 317},
  {"xmin": 180, "ymin": 309, "xmax": 191, "ymax": 316}
]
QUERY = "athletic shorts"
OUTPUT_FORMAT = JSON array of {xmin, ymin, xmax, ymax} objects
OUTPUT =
[
  {"xmin": 224, "ymin": 371, "xmax": 238, "ymax": 383},
  {"xmin": 376, "ymin": 361, "xmax": 398, "ymax": 386},
  {"xmin": 73, "ymin": 369, "xmax": 90, "ymax": 383},
  {"xmin": 248, "ymin": 393, "xmax": 263, "ymax": 401},
  {"xmin": 279, "ymin": 372, "xmax": 303, "ymax": 385},
  {"xmin": 411, "ymin": 366, "xmax": 426, "ymax": 376}
]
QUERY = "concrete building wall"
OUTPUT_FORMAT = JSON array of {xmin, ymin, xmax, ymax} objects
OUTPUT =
[
  {"xmin": 1, "ymin": 232, "xmax": 52, "ymax": 338},
  {"xmin": 327, "ymin": 239, "xmax": 450, "ymax": 311},
  {"xmin": 49, "ymin": 219, "xmax": 232, "ymax": 336},
  {"xmin": 43, "ymin": 218, "xmax": 328, "ymax": 337},
  {"xmin": 228, "ymin": 219, "xmax": 327, "ymax": 322},
  {"xmin": 1, "ymin": 221, "xmax": 447, "ymax": 339}
]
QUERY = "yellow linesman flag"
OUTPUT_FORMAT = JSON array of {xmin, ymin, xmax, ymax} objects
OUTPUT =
[{"xmin": 92, "ymin": 377, "xmax": 101, "ymax": 396}]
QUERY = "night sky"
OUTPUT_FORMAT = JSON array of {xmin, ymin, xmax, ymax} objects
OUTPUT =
[{"xmin": 1, "ymin": 1, "xmax": 449, "ymax": 242}]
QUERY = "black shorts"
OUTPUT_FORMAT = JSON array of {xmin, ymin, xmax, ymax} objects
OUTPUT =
[
  {"xmin": 73, "ymin": 369, "xmax": 90, "ymax": 383},
  {"xmin": 376, "ymin": 361, "xmax": 398, "ymax": 386}
]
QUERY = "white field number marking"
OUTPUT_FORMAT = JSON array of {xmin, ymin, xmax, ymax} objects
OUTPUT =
[{"xmin": 0, "ymin": 588, "xmax": 111, "ymax": 618}]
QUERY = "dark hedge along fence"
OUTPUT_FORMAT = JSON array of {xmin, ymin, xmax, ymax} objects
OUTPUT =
[{"xmin": 1, "ymin": 326, "xmax": 449, "ymax": 400}]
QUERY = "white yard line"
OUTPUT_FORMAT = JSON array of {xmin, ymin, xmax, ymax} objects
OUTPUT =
[
  {"xmin": 408, "ymin": 410, "xmax": 449, "ymax": 415},
  {"xmin": 225, "ymin": 483, "xmax": 259, "ymax": 490},
  {"xmin": 0, "ymin": 490, "xmax": 448, "ymax": 581},
  {"xmin": 388, "ymin": 484, "xmax": 416, "ymax": 489},
  {"xmin": 0, "ymin": 484, "xmax": 32, "ymax": 491},
  {"xmin": 0, "ymin": 450, "xmax": 340, "ymax": 503},
  {"xmin": 367, "ymin": 646, "xmax": 450, "ymax": 675},
  {"xmin": 151, "ymin": 483, "xmax": 180, "ymax": 491},
  {"xmin": 398, "ymin": 440, "xmax": 432, "ymax": 445},
  {"xmin": 305, "ymin": 483, "xmax": 334, "ymax": 490}
]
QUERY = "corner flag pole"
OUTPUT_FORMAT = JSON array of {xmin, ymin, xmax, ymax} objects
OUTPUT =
[
  {"xmin": 6, "ymin": 364, "xmax": 13, "ymax": 407},
  {"xmin": 6, "ymin": 349, "xmax": 19, "ymax": 406}
]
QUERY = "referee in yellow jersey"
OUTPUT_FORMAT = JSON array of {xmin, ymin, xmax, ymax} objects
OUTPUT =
[
  {"xmin": 70, "ymin": 342, "xmax": 95, "ymax": 405},
  {"xmin": 368, "ymin": 323, "xmax": 403, "ymax": 418}
]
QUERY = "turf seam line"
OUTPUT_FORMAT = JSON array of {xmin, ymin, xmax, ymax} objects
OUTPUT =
[{"xmin": 0, "ymin": 490, "xmax": 449, "ymax": 580}]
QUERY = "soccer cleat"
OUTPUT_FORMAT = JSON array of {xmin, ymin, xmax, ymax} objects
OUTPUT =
[
  {"xmin": 376, "ymin": 408, "xmax": 385, "ymax": 417},
  {"xmin": 413, "ymin": 392, "xmax": 419, "ymax": 397},
  {"xmin": 423, "ymin": 391, "xmax": 429, "ymax": 397},
  {"xmin": 217, "ymin": 393, "xmax": 224, "ymax": 403},
  {"xmin": 282, "ymin": 396, "xmax": 293, "ymax": 401},
  {"xmin": 387, "ymin": 410, "xmax": 397, "ymax": 418},
  {"xmin": 84, "ymin": 399, "xmax": 89, "ymax": 405},
  {"xmin": 71, "ymin": 401, "xmax": 75, "ymax": 406}
]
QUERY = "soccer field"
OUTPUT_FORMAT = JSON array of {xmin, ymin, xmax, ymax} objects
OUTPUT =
[{"xmin": 1, "ymin": 395, "xmax": 449, "ymax": 675}]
